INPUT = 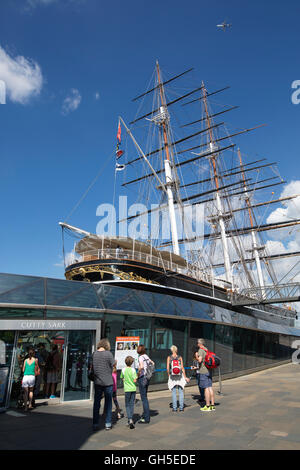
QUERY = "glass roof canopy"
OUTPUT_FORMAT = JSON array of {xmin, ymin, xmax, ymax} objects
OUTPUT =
[
  {"xmin": 0, "ymin": 272, "xmax": 299, "ymax": 337},
  {"xmin": 0, "ymin": 272, "xmax": 212, "ymax": 320}
]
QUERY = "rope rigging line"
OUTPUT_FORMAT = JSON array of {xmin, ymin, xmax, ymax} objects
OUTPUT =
[{"xmin": 63, "ymin": 151, "xmax": 115, "ymax": 224}]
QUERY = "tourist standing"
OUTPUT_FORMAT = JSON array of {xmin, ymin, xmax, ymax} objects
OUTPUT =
[
  {"xmin": 137, "ymin": 345, "xmax": 154, "ymax": 424},
  {"xmin": 121, "ymin": 356, "xmax": 137, "ymax": 429},
  {"xmin": 92, "ymin": 339, "xmax": 114, "ymax": 431},
  {"xmin": 112, "ymin": 361, "xmax": 122, "ymax": 419},
  {"xmin": 167, "ymin": 345, "xmax": 190, "ymax": 412},
  {"xmin": 191, "ymin": 350, "xmax": 205, "ymax": 404},
  {"xmin": 22, "ymin": 347, "xmax": 39, "ymax": 411},
  {"xmin": 197, "ymin": 338, "xmax": 215, "ymax": 411},
  {"xmin": 45, "ymin": 344, "xmax": 61, "ymax": 399}
]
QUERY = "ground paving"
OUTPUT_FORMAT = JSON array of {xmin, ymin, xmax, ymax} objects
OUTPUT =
[{"xmin": 1, "ymin": 363, "xmax": 300, "ymax": 450}]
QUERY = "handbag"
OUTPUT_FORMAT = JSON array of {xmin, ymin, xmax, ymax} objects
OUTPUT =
[{"xmin": 35, "ymin": 360, "xmax": 41, "ymax": 376}]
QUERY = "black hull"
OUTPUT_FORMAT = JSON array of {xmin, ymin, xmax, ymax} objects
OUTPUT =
[{"xmin": 65, "ymin": 258, "xmax": 294, "ymax": 327}]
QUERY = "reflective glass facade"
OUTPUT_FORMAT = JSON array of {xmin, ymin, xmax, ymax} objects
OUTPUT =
[{"xmin": 0, "ymin": 272, "xmax": 299, "ymax": 400}]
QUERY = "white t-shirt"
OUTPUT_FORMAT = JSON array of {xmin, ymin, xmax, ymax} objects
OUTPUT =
[{"xmin": 138, "ymin": 354, "xmax": 150, "ymax": 377}]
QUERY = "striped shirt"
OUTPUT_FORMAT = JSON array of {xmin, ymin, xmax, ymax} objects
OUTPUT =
[{"xmin": 92, "ymin": 350, "xmax": 114, "ymax": 387}]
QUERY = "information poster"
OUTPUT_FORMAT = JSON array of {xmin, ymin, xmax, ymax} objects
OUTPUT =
[{"xmin": 114, "ymin": 336, "xmax": 140, "ymax": 370}]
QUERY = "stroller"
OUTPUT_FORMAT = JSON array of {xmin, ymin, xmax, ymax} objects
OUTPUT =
[{"xmin": 14, "ymin": 375, "xmax": 25, "ymax": 409}]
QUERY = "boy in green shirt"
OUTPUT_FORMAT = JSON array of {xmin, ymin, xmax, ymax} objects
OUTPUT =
[{"xmin": 120, "ymin": 356, "xmax": 137, "ymax": 429}]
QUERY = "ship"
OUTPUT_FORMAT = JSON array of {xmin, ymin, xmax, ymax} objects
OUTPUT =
[{"xmin": 59, "ymin": 62, "xmax": 300, "ymax": 329}]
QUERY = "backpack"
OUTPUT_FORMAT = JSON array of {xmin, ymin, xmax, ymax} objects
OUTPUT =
[
  {"xmin": 143, "ymin": 355, "xmax": 155, "ymax": 381},
  {"xmin": 170, "ymin": 356, "xmax": 182, "ymax": 377},
  {"xmin": 200, "ymin": 347, "xmax": 221, "ymax": 370}
]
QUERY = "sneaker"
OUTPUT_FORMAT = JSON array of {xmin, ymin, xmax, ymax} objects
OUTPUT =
[
  {"xmin": 105, "ymin": 425, "xmax": 112, "ymax": 431},
  {"xmin": 129, "ymin": 423, "xmax": 135, "ymax": 429},
  {"xmin": 138, "ymin": 418, "xmax": 150, "ymax": 424},
  {"xmin": 49, "ymin": 395, "xmax": 56, "ymax": 399},
  {"xmin": 179, "ymin": 409, "xmax": 184, "ymax": 412},
  {"xmin": 200, "ymin": 405, "xmax": 211, "ymax": 412},
  {"xmin": 210, "ymin": 405, "xmax": 216, "ymax": 411}
]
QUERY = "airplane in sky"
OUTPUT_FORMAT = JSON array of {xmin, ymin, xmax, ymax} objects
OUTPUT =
[{"xmin": 217, "ymin": 21, "xmax": 232, "ymax": 31}]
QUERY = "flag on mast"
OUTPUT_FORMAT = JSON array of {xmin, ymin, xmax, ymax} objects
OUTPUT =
[
  {"xmin": 115, "ymin": 163, "xmax": 125, "ymax": 172},
  {"xmin": 116, "ymin": 119, "xmax": 124, "ymax": 159},
  {"xmin": 117, "ymin": 120, "xmax": 121, "ymax": 144}
]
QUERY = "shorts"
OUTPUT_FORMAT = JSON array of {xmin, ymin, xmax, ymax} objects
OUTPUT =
[
  {"xmin": 22, "ymin": 375, "xmax": 35, "ymax": 388},
  {"xmin": 47, "ymin": 371, "xmax": 59, "ymax": 384},
  {"xmin": 199, "ymin": 373, "xmax": 212, "ymax": 389}
]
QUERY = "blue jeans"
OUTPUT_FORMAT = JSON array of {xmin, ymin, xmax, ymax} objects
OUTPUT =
[
  {"xmin": 138, "ymin": 376, "xmax": 150, "ymax": 422},
  {"xmin": 125, "ymin": 391, "xmax": 136, "ymax": 422},
  {"xmin": 172, "ymin": 385, "xmax": 184, "ymax": 411},
  {"xmin": 93, "ymin": 384, "xmax": 113, "ymax": 427}
]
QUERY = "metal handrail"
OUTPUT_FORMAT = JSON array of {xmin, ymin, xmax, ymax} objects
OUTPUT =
[{"xmin": 68, "ymin": 249, "xmax": 212, "ymax": 284}]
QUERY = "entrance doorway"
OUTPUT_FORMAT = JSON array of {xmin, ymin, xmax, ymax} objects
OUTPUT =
[
  {"xmin": 0, "ymin": 319, "xmax": 101, "ymax": 410},
  {"xmin": 10, "ymin": 330, "xmax": 67, "ymax": 407}
]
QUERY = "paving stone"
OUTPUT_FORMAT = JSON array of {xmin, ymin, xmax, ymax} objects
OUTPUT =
[{"xmin": 1, "ymin": 363, "xmax": 300, "ymax": 450}]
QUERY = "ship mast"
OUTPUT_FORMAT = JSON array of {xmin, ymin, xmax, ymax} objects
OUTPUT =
[
  {"xmin": 237, "ymin": 148, "xmax": 265, "ymax": 291},
  {"xmin": 202, "ymin": 83, "xmax": 232, "ymax": 285},
  {"xmin": 156, "ymin": 61, "xmax": 180, "ymax": 255}
]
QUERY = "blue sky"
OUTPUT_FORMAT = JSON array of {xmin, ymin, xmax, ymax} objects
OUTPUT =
[{"xmin": 0, "ymin": 0, "xmax": 300, "ymax": 279}]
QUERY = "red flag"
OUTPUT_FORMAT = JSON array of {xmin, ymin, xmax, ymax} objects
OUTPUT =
[{"xmin": 117, "ymin": 120, "xmax": 121, "ymax": 143}]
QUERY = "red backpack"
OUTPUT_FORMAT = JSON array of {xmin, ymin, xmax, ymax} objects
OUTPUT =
[
  {"xmin": 170, "ymin": 357, "xmax": 182, "ymax": 376},
  {"xmin": 200, "ymin": 347, "xmax": 221, "ymax": 370}
]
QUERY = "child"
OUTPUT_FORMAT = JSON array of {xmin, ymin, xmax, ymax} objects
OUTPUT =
[
  {"xmin": 112, "ymin": 361, "xmax": 122, "ymax": 419},
  {"xmin": 120, "ymin": 356, "xmax": 137, "ymax": 429}
]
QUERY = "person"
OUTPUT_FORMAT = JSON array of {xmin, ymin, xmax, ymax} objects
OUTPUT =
[
  {"xmin": 196, "ymin": 338, "xmax": 215, "ymax": 412},
  {"xmin": 112, "ymin": 361, "xmax": 122, "ymax": 419},
  {"xmin": 137, "ymin": 345, "xmax": 154, "ymax": 424},
  {"xmin": 34, "ymin": 343, "xmax": 48, "ymax": 399},
  {"xmin": 92, "ymin": 338, "xmax": 114, "ymax": 431},
  {"xmin": 191, "ymin": 350, "xmax": 205, "ymax": 404},
  {"xmin": 45, "ymin": 344, "xmax": 61, "ymax": 399},
  {"xmin": 120, "ymin": 356, "xmax": 137, "ymax": 429},
  {"xmin": 167, "ymin": 345, "xmax": 190, "ymax": 412},
  {"xmin": 22, "ymin": 347, "xmax": 39, "ymax": 411}
]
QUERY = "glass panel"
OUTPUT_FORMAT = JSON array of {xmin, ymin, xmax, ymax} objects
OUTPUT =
[
  {"xmin": 256, "ymin": 331, "xmax": 265, "ymax": 366},
  {"xmin": 232, "ymin": 327, "xmax": 246, "ymax": 372},
  {"xmin": 46, "ymin": 309, "xmax": 103, "ymax": 320},
  {"xmin": 10, "ymin": 331, "xmax": 66, "ymax": 408},
  {"xmin": 63, "ymin": 330, "xmax": 94, "ymax": 402},
  {"xmin": 103, "ymin": 313, "xmax": 152, "ymax": 388},
  {"xmin": 150, "ymin": 317, "xmax": 188, "ymax": 385},
  {"xmin": 264, "ymin": 333, "xmax": 273, "ymax": 365},
  {"xmin": 46, "ymin": 279, "xmax": 102, "ymax": 309},
  {"xmin": 0, "ymin": 308, "xmax": 44, "ymax": 319},
  {"xmin": 215, "ymin": 324, "xmax": 233, "ymax": 374},
  {"xmin": 245, "ymin": 329, "xmax": 257, "ymax": 370},
  {"xmin": 0, "ymin": 331, "xmax": 15, "ymax": 407},
  {"xmin": 100, "ymin": 286, "xmax": 147, "ymax": 313},
  {"xmin": 191, "ymin": 301, "xmax": 213, "ymax": 320},
  {"xmin": 0, "ymin": 278, "xmax": 44, "ymax": 305}
]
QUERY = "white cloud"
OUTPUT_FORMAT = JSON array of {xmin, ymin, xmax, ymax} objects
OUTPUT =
[
  {"xmin": 25, "ymin": 0, "xmax": 84, "ymax": 9},
  {"xmin": 95, "ymin": 91, "xmax": 100, "ymax": 100},
  {"xmin": 27, "ymin": 0, "xmax": 58, "ymax": 6},
  {"xmin": 266, "ymin": 180, "xmax": 300, "ymax": 225},
  {"xmin": 54, "ymin": 251, "xmax": 77, "ymax": 267},
  {"xmin": 0, "ymin": 46, "xmax": 43, "ymax": 104},
  {"xmin": 61, "ymin": 88, "xmax": 81, "ymax": 115}
]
